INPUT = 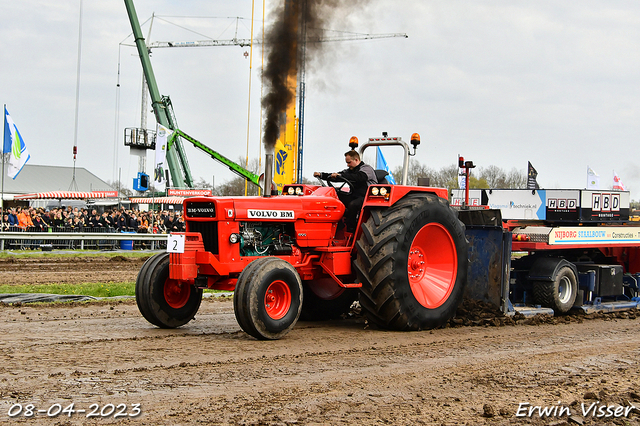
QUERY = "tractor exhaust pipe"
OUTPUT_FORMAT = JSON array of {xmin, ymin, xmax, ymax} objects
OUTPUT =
[{"xmin": 263, "ymin": 153, "xmax": 274, "ymax": 197}]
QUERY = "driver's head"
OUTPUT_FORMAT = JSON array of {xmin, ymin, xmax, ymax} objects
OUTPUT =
[{"xmin": 344, "ymin": 150, "xmax": 361, "ymax": 170}]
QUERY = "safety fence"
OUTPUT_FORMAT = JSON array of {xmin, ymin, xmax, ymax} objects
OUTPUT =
[{"xmin": 0, "ymin": 228, "xmax": 168, "ymax": 251}]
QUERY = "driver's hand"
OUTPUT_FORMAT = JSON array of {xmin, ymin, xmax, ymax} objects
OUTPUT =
[
  {"xmin": 330, "ymin": 173, "xmax": 339, "ymax": 178},
  {"xmin": 313, "ymin": 172, "xmax": 320, "ymax": 177}
]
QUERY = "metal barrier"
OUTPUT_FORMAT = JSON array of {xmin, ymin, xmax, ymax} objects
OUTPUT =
[{"xmin": 0, "ymin": 229, "xmax": 168, "ymax": 251}]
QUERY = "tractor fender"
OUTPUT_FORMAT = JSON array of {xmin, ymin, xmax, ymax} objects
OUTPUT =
[
  {"xmin": 359, "ymin": 189, "xmax": 448, "ymax": 226},
  {"xmin": 527, "ymin": 257, "xmax": 577, "ymax": 283}
]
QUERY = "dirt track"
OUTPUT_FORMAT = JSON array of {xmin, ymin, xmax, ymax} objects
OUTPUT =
[
  {"xmin": 0, "ymin": 255, "xmax": 147, "ymax": 286},
  {"xmin": 0, "ymin": 254, "xmax": 639, "ymax": 425}
]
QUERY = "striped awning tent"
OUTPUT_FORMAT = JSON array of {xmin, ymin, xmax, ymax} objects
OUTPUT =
[
  {"xmin": 14, "ymin": 191, "xmax": 119, "ymax": 200},
  {"xmin": 129, "ymin": 197, "xmax": 185, "ymax": 205}
]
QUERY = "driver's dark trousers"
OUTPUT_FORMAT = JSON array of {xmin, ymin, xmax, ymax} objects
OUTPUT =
[{"xmin": 337, "ymin": 192, "xmax": 364, "ymax": 233}]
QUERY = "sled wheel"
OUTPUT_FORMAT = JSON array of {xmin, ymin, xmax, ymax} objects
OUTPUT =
[
  {"xmin": 299, "ymin": 279, "xmax": 358, "ymax": 321},
  {"xmin": 135, "ymin": 252, "xmax": 202, "ymax": 328},
  {"xmin": 532, "ymin": 266, "xmax": 578, "ymax": 314},
  {"xmin": 234, "ymin": 257, "xmax": 303, "ymax": 340},
  {"xmin": 353, "ymin": 193, "xmax": 467, "ymax": 330}
]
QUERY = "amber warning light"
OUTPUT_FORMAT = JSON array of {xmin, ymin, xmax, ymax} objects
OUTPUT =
[{"xmin": 349, "ymin": 136, "xmax": 359, "ymax": 149}]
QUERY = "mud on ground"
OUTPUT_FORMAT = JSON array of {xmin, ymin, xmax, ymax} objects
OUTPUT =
[
  {"xmin": 0, "ymin": 254, "xmax": 148, "ymax": 286},
  {"xmin": 0, "ymin": 254, "xmax": 638, "ymax": 425}
]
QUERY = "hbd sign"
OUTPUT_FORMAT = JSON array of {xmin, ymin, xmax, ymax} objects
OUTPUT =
[
  {"xmin": 591, "ymin": 193, "xmax": 620, "ymax": 212},
  {"xmin": 547, "ymin": 199, "xmax": 577, "ymax": 210}
]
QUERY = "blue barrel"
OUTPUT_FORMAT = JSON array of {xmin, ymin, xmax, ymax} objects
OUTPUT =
[{"xmin": 120, "ymin": 231, "xmax": 136, "ymax": 250}]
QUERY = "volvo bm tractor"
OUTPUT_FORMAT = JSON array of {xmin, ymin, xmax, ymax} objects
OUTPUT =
[{"xmin": 136, "ymin": 134, "xmax": 468, "ymax": 339}]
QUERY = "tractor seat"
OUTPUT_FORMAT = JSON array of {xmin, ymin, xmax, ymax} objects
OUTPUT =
[{"xmin": 374, "ymin": 169, "xmax": 390, "ymax": 184}]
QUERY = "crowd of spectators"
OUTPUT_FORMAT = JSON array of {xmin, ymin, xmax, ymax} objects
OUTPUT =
[{"xmin": 1, "ymin": 206, "xmax": 185, "ymax": 234}]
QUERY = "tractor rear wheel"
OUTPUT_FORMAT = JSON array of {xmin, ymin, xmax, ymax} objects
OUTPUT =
[
  {"xmin": 234, "ymin": 257, "xmax": 303, "ymax": 340},
  {"xmin": 354, "ymin": 193, "xmax": 467, "ymax": 330},
  {"xmin": 135, "ymin": 252, "xmax": 202, "ymax": 328}
]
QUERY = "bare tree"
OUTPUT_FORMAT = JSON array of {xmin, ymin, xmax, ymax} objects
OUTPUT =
[
  {"xmin": 478, "ymin": 165, "xmax": 507, "ymax": 188},
  {"xmin": 105, "ymin": 180, "xmax": 133, "ymax": 197},
  {"xmin": 211, "ymin": 158, "xmax": 262, "ymax": 196},
  {"xmin": 505, "ymin": 168, "xmax": 527, "ymax": 189}
]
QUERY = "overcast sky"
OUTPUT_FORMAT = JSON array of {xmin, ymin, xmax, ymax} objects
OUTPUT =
[{"xmin": 2, "ymin": 1, "xmax": 640, "ymax": 199}]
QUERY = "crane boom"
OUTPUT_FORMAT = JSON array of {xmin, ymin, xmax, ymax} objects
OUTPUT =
[
  {"xmin": 124, "ymin": 0, "xmax": 193, "ymax": 188},
  {"xmin": 146, "ymin": 32, "xmax": 408, "ymax": 49},
  {"xmin": 168, "ymin": 129, "xmax": 261, "ymax": 188}
]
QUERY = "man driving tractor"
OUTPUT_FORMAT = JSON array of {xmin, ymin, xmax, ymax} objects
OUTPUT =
[{"xmin": 314, "ymin": 150, "xmax": 378, "ymax": 232}]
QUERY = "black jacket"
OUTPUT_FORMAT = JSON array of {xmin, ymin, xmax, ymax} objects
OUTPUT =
[{"xmin": 321, "ymin": 161, "xmax": 377, "ymax": 198}]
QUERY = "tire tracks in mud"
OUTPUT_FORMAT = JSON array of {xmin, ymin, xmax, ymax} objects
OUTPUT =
[{"xmin": 0, "ymin": 299, "xmax": 639, "ymax": 425}]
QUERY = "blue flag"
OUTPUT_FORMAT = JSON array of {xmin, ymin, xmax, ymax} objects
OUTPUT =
[
  {"xmin": 376, "ymin": 146, "xmax": 396, "ymax": 184},
  {"xmin": 4, "ymin": 107, "xmax": 31, "ymax": 179}
]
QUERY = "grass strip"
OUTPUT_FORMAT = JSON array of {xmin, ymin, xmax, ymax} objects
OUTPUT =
[
  {"xmin": 0, "ymin": 282, "xmax": 227, "ymax": 298},
  {"xmin": 0, "ymin": 282, "xmax": 135, "ymax": 298}
]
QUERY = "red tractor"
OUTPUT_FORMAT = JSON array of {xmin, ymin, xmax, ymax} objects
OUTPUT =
[{"xmin": 136, "ymin": 134, "xmax": 468, "ymax": 339}]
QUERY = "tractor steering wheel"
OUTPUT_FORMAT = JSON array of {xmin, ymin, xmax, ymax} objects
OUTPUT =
[{"xmin": 321, "ymin": 174, "xmax": 353, "ymax": 195}]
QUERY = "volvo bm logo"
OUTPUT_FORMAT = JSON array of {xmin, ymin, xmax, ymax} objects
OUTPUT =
[
  {"xmin": 186, "ymin": 202, "xmax": 216, "ymax": 218},
  {"xmin": 247, "ymin": 209, "xmax": 295, "ymax": 219}
]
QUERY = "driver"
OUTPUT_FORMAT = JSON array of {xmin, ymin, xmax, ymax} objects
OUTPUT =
[{"xmin": 314, "ymin": 150, "xmax": 377, "ymax": 232}]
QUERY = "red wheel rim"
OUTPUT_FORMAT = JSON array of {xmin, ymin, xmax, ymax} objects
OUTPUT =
[
  {"xmin": 407, "ymin": 223, "xmax": 457, "ymax": 309},
  {"xmin": 164, "ymin": 278, "xmax": 191, "ymax": 309},
  {"xmin": 264, "ymin": 280, "xmax": 292, "ymax": 320}
]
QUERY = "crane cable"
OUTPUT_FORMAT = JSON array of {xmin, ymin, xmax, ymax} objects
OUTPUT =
[
  {"xmin": 244, "ymin": 0, "xmax": 256, "ymax": 196},
  {"xmin": 259, "ymin": 0, "xmax": 265, "ymax": 182}
]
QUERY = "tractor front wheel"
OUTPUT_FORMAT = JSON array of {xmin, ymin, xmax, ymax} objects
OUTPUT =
[
  {"xmin": 135, "ymin": 253, "xmax": 202, "ymax": 328},
  {"xmin": 234, "ymin": 257, "xmax": 303, "ymax": 340},
  {"xmin": 354, "ymin": 193, "xmax": 467, "ymax": 330}
]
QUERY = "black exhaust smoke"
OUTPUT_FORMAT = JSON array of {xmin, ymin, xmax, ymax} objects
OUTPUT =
[{"xmin": 261, "ymin": 0, "xmax": 369, "ymax": 150}]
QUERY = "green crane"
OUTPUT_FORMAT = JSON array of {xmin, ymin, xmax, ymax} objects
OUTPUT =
[{"xmin": 123, "ymin": 0, "xmax": 261, "ymax": 190}]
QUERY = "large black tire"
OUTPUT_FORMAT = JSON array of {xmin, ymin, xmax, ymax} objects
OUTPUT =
[
  {"xmin": 532, "ymin": 266, "xmax": 577, "ymax": 313},
  {"xmin": 299, "ymin": 279, "xmax": 357, "ymax": 321},
  {"xmin": 353, "ymin": 193, "xmax": 467, "ymax": 330},
  {"xmin": 233, "ymin": 257, "xmax": 303, "ymax": 340},
  {"xmin": 135, "ymin": 252, "xmax": 202, "ymax": 328}
]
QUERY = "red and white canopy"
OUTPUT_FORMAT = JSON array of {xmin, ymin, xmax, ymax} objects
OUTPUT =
[
  {"xmin": 129, "ymin": 197, "xmax": 185, "ymax": 205},
  {"xmin": 14, "ymin": 191, "xmax": 119, "ymax": 200}
]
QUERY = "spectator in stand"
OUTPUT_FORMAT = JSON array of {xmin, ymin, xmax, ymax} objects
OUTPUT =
[
  {"xmin": 32, "ymin": 213, "xmax": 49, "ymax": 232},
  {"xmin": 100, "ymin": 212, "xmax": 114, "ymax": 230},
  {"xmin": 171, "ymin": 214, "xmax": 185, "ymax": 232},
  {"xmin": 7, "ymin": 208, "xmax": 18, "ymax": 228},
  {"xmin": 53, "ymin": 210, "xmax": 65, "ymax": 229},
  {"xmin": 81, "ymin": 209, "xmax": 89, "ymax": 224},
  {"xmin": 137, "ymin": 212, "xmax": 150, "ymax": 233},
  {"xmin": 43, "ymin": 210, "xmax": 54, "ymax": 228},
  {"xmin": 164, "ymin": 212, "xmax": 175, "ymax": 231},
  {"xmin": 2, "ymin": 213, "xmax": 11, "ymax": 231},
  {"xmin": 115, "ymin": 210, "xmax": 127, "ymax": 231},
  {"xmin": 128, "ymin": 212, "xmax": 139, "ymax": 232},
  {"xmin": 71, "ymin": 216, "xmax": 83, "ymax": 230},
  {"xmin": 88, "ymin": 211, "xmax": 101, "ymax": 228},
  {"xmin": 156, "ymin": 215, "xmax": 167, "ymax": 234},
  {"xmin": 107, "ymin": 210, "xmax": 117, "ymax": 229},
  {"xmin": 17, "ymin": 207, "xmax": 34, "ymax": 229}
]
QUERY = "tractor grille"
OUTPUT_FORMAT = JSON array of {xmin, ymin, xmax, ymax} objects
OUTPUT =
[{"xmin": 187, "ymin": 221, "xmax": 219, "ymax": 254}]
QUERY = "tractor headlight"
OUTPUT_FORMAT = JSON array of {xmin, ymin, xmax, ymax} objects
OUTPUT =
[
  {"xmin": 379, "ymin": 187, "xmax": 388, "ymax": 196},
  {"xmin": 287, "ymin": 187, "xmax": 295, "ymax": 195},
  {"xmin": 295, "ymin": 186, "xmax": 303, "ymax": 195},
  {"xmin": 371, "ymin": 187, "xmax": 379, "ymax": 196},
  {"xmin": 229, "ymin": 233, "xmax": 239, "ymax": 244}
]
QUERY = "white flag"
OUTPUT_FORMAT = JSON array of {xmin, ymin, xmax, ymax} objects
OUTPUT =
[
  {"xmin": 4, "ymin": 107, "xmax": 30, "ymax": 179},
  {"xmin": 613, "ymin": 170, "xmax": 626, "ymax": 191},
  {"xmin": 154, "ymin": 124, "xmax": 172, "ymax": 192},
  {"xmin": 587, "ymin": 166, "xmax": 599, "ymax": 190}
]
